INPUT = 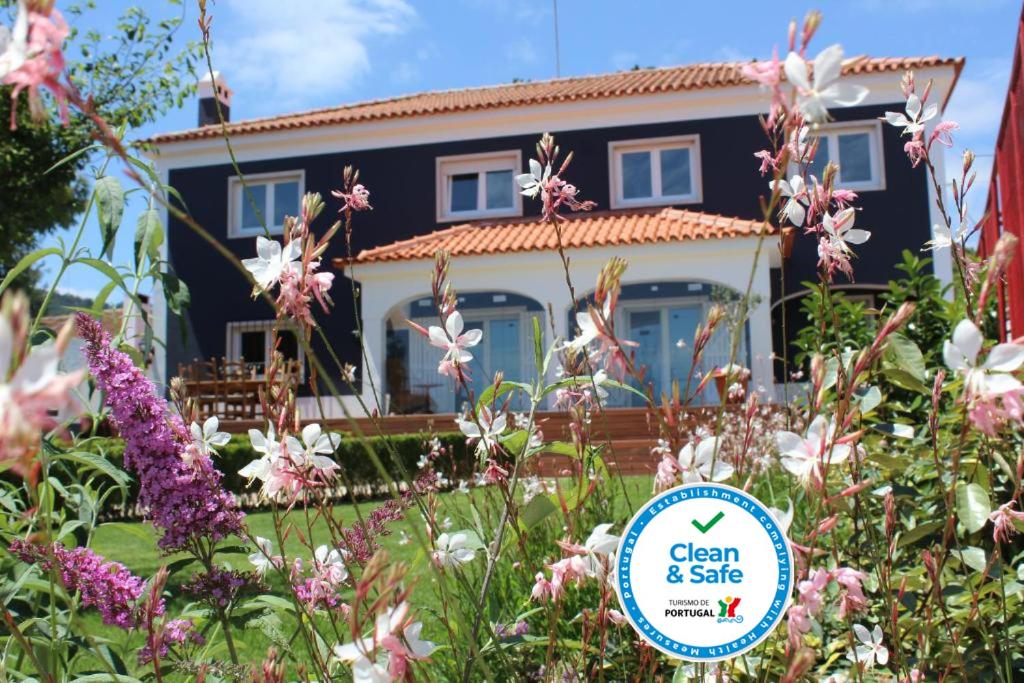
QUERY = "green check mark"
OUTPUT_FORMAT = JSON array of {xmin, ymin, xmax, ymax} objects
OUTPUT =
[{"xmin": 691, "ymin": 511, "xmax": 725, "ymax": 534}]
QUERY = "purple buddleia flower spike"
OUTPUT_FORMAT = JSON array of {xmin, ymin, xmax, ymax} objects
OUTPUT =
[{"xmin": 75, "ymin": 313, "xmax": 244, "ymax": 550}]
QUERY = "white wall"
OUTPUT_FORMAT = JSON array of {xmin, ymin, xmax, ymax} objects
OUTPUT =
[{"xmin": 353, "ymin": 236, "xmax": 776, "ymax": 410}]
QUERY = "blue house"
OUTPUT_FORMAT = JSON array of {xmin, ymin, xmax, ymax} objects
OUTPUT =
[{"xmin": 150, "ymin": 56, "xmax": 962, "ymax": 417}]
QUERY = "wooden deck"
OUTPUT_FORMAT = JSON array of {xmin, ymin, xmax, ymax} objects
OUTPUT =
[{"xmin": 217, "ymin": 406, "xmax": 732, "ymax": 476}]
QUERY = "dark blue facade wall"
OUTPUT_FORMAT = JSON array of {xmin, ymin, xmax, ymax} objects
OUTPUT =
[{"xmin": 164, "ymin": 102, "xmax": 930, "ymax": 385}]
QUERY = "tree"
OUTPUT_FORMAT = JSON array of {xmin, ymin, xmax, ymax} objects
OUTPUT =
[{"xmin": 0, "ymin": 0, "xmax": 199, "ymax": 301}]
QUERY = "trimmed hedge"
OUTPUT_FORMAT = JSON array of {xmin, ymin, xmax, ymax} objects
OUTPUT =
[{"xmin": 77, "ymin": 431, "xmax": 475, "ymax": 502}]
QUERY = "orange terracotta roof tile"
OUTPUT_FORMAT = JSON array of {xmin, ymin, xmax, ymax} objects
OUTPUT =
[
  {"xmin": 341, "ymin": 207, "xmax": 772, "ymax": 265},
  {"xmin": 153, "ymin": 56, "xmax": 962, "ymax": 144}
]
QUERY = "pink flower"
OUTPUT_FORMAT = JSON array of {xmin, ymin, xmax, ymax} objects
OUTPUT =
[
  {"xmin": 834, "ymin": 566, "xmax": 868, "ymax": 618},
  {"xmin": 753, "ymin": 149, "xmax": 777, "ymax": 176},
  {"xmin": 787, "ymin": 604, "xmax": 812, "ymax": 648},
  {"xmin": 989, "ymin": 500, "xmax": 1024, "ymax": 544},
  {"xmin": 653, "ymin": 454, "xmax": 678, "ymax": 493},
  {"xmin": 797, "ymin": 567, "xmax": 830, "ymax": 616},
  {"xmin": 929, "ymin": 120, "xmax": 959, "ymax": 149},
  {"xmin": 904, "ymin": 137, "xmax": 926, "ymax": 168},
  {"xmin": 1, "ymin": 293, "xmax": 83, "ymax": 478},
  {"xmin": 531, "ymin": 572, "xmax": 553, "ymax": 602},
  {"xmin": 310, "ymin": 270, "xmax": 335, "ymax": 311},
  {"xmin": 11, "ymin": 540, "xmax": 152, "ymax": 629},
  {"xmin": 333, "ymin": 183, "xmax": 372, "ymax": 211},
  {"xmin": 3, "ymin": 4, "xmax": 70, "ymax": 129}
]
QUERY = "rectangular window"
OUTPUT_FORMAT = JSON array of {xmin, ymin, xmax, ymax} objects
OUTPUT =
[
  {"xmin": 803, "ymin": 122, "xmax": 885, "ymax": 191},
  {"xmin": 436, "ymin": 151, "xmax": 522, "ymax": 221},
  {"xmin": 228, "ymin": 171, "xmax": 304, "ymax": 238},
  {"xmin": 226, "ymin": 321, "xmax": 304, "ymax": 378},
  {"xmin": 610, "ymin": 135, "xmax": 702, "ymax": 208}
]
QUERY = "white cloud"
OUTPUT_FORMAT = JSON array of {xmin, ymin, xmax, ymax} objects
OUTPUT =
[
  {"xmin": 505, "ymin": 39, "xmax": 540, "ymax": 66},
  {"xmin": 611, "ymin": 50, "xmax": 639, "ymax": 71},
  {"xmin": 714, "ymin": 45, "xmax": 752, "ymax": 62},
  {"xmin": 215, "ymin": 0, "xmax": 415, "ymax": 100},
  {"xmin": 944, "ymin": 59, "xmax": 1009, "ymax": 134}
]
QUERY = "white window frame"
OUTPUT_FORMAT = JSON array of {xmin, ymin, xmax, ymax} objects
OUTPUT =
[
  {"xmin": 436, "ymin": 151, "xmax": 522, "ymax": 222},
  {"xmin": 227, "ymin": 170, "xmax": 305, "ymax": 239},
  {"xmin": 804, "ymin": 120, "xmax": 886, "ymax": 192},
  {"xmin": 225, "ymin": 320, "xmax": 305, "ymax": 380},
  {"xmin": 608, "ymin": 134, "xmax": 703, "ymax": 209}
]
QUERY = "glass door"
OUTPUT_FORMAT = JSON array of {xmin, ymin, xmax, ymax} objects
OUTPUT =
[
  {"xmin": 668, "ymin": 305, "xmax": 702, "ymax": 402},
  {"xmin": 628, "ymin": 309, "xmax": 664, "ymax": 406},
  {"xmin": 456, "ymin": 316, "xmax": 523, "ymax": 412}
]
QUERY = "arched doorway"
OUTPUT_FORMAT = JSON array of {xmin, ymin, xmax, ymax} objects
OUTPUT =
[{"xmin": 384, "ymin": 291, "xmax": 545, "ymax": 414}]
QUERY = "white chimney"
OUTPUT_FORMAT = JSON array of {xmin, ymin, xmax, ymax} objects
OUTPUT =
[{"xmin": 197, "ymin": 71, "xmax": 232, "ymax": 126}]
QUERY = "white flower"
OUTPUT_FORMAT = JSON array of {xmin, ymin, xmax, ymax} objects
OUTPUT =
[
  {"xmin": 516, "ymin": 158, "xmax": 549, "ymax": 199},
  {"xmin": 776, "ymin": 415, "xmax": 850, "ymax": 484},
  {"xmin": 846, "ymin": 624, "xmax": 888, "ymax": 668},
  {"xmin": 248, "ymin": 536, "xmax": 280, "ymax": 576},
  {"xmin": 333, "ymin": 603, "xmax": 435, "ymax": 681},
  {"xmin": 428, "ymin": 310, "xmax": 482, "ymax": 367},
  {"xmin": 432, "ymin": 531, "xmax": 476, "ymax": 568},
  {"xmin": 784, "ymin": 44, "xmax": 868, "ymax": 122},
  {"xmin": 457, "ymin": 479, "xmax": 470, "ymax": 494},
  {"xmin": 285, "ymin": 423, "xmax": 341, "ymax": 472},
  {"xmin": 822, "ymin": 208, "xmax": 870, "ymax": 253},
  {"xmin": 567, "ymin": 299, "xmax": 611, "ymax": 351},
  {"xmin": 769, "ymin": 175, "xmax": 809, "ymax": 227},
  {"xmin": 767, "ymin": 499, "xmax": 794, "ymax": 535},
  {"xmin": 398, "ymin": 530, "xmax": 411, "ymax": 546},
  {"xmin": 923, "ymin": 223, "xmax": 958, "ymax": 252},
  {"xmin": 884, "ymin": 93, "xmax": 937, "ymax": 136},
  {"xmin": 313, "ymin": 545, "xmax": 349, "ymax": 585},
  {"xmin": 238, "ymin": 425, "xmax": 282, "ymax": 482},
  {"xmin": 441, "ymin": 516, "xmax": 453, "ymax": 531},
  {"xmin": 677, "ymin": 437, "xmax": 734, "ymax": 483},
  {"xmin": 943, "ymin": 319, "xmax": 1024, "ymax": 397},
  {"xmin": 190, "ymin": 416, "xmax": 231, "ymax": 456},
  {"xmin": 0, "ymin": 0, "xmax": 28, "ymax": 79},
  {"xmin": 242, "ymin": 236, "xmax": 302, "ymax": 291},
  {"xmin": 584, "ymin": 523, "xmax": 619, "ymax": 556},
  {"xmin": 456, "ymin": 408, "xmax": 507, "ymax": 455}
]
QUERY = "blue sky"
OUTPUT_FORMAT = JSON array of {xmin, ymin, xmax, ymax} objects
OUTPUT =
[{"xmin": 38, "ymin": 0, "xmax": 1020, "ymax": 300}]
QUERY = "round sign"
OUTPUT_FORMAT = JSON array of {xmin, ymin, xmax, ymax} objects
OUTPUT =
[{"xmin": 614, "ymin": 483, "xmax": 793, "ymax": 661}]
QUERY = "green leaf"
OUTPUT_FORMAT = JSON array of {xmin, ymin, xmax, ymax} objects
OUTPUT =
[
  {"xmin": 94, "ymin": 176, "xmax": 125, "ymax": 258},
  {"xmin": 520, "ymin": 494, "xmax": 558, "ymax": 529},
  {"xmin": 56, "ymin": 451, "xmax": 131, "ymax": 486},
  {"xmin": 161, "ymin": 270, "xmax": 191, "ymax": 314},
  {"xmin": 960, "ymin": 546, "xmax": 987, "ymax": 573},
  {"xmin": 475, "ymin": 380, "xmax": 531, "ymax": 412},
  {"xmin": 134, "ymin": 208, "xmax": 164, "ymax": 270},
  {"xmin": 897, "ymin": 520, "xmax": 943, "ymax": 548},
  {"xmin": 880, "ymin": 368, "xmax": 930, "ymax": 394},
  {"xmin": 71, "ymin": 675, "xmax": 143, "ymax": 683},
  {"xmin": 884, "ymin": 332, "xmax": 926, "ymax": 382},
  {"xmin": 0, "ymin": 247, "xmax": 62, "ymax": 295},
  {"xmin": 532, "ymin": 315, "xmax": 544, "ymax": 376},
  {"xmin": 956, "ymin": 482, "xmax": 991, "ymax": 533},
  {"xmin": 870, "ymin": 423, "xmax": 915, "ymax": 440},
  {"xmin": 855, "ymin": 385, "xmax": 882, "ymax": 414},
  {"xmin": 76, "ymin": 257, "xmax": 127, "ymax": 291}
]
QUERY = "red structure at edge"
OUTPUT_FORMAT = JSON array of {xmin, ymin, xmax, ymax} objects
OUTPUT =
[{"xmin": 983, "ymin": 6, "xmax": 1024, "ymax": 340}]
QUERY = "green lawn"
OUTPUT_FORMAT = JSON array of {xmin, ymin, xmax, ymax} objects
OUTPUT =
[{"xmin": 79, "ymin": 475, "xmax": 653, "ymax": 677}]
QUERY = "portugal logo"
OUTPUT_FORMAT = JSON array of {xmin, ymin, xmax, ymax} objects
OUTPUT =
[{"xmin": 614, "ymin": 483, "xmax": 793, "ymax": 661}]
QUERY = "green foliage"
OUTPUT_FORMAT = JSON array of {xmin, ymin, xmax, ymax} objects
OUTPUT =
[
  {"xmin": 793, "ymin": 282, "xmax": 877, "ymax": 369},
  {"xmin": 76, "ymin": 431, "xmax": 475, "ymax": 504},
  {"xmin": 879, "ymin": 250, "xmax": 958, "ymax": 363},
  {"xmin": 0, "ymin": 0, "xmax": 200, "ymax": 297}
]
